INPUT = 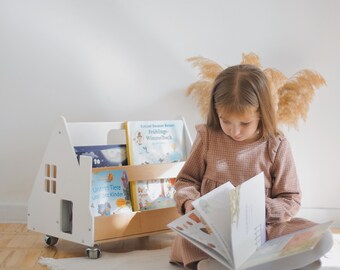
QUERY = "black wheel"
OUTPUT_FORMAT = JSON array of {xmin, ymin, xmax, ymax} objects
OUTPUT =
[
  {"xmin": 86, "ymin": 245, "xmax": 101, "ymax": 259},
  {"xmin": 44, "ymin": 235, "xmax": 59, "ymax": 246}
]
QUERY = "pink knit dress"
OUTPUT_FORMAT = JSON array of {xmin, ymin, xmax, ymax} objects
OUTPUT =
[{"xmin": 169, "ymin": 124, "xmax": 315, "ymax": 269}]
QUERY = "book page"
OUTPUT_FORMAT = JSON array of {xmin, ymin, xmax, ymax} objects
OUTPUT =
[
  {"xmin": 167, "ymin": 209, "xmax": 229, "ymax": 262},
  {"xmin": 230, "ymin": 172, "xmax": 266, "ymax": 269},
  {"xmin": 168, "ymin": 172, "xmax": 267, "ymax": 269},
  {"xmin": 241, "ymin": 221, "xmax": 333, "ymax": 269},
  {"xmin": 173, "ymin": 228, "xmax": 233, "ymax": 269},
  {"xmin": 192, "ymin": 181, "xmax": 234, "ymax": 265}
]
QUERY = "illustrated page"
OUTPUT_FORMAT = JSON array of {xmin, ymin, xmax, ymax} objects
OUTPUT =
[
  {"xmin": 230, "ymin": 172, "xmax": 266, "ymax": 269},
  {"xmin": 167, "ymin": 209, "xmax": 228, "ymax": 259},
  {"xmin": 192, "ymin": 181, "xmax": 234, "ymax": 264},
  {"xmin": 242, "ymin": 221, "xmax": 333, "ymax": 269}
]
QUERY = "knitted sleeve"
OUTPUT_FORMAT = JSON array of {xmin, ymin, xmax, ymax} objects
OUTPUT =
[
  {"xmin": 266, "ymin": 136, "xmax": 302, "ymax": 224},
  {"xmin": 174, "ymin": 124, "xmax": 207, "ymax": 214}
]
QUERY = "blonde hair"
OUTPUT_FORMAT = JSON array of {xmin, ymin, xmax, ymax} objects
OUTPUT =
[{"xmin": 207, "ymin": 64, "xmax": 279, "ymax": 139}]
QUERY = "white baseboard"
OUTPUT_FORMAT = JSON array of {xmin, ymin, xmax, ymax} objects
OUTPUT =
[
  {"xmin": 0, "ymin": 203, "xmax": 27, "ymax": 223},
  {"xmin": 298, "ymin": 208, "xmax": 340, "ymax": 227},
  {"xmin": 0, "ymin": 203, "xmax": 339, "ymax": 227}
]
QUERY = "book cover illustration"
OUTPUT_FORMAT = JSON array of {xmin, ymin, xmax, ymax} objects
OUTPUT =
[
  {"xmin": 126, "ymin": 120, "xmax": 187, "ymax": 211},
  {"xmin": 136, "ymin": 178, "xmax": 176, "ymax": 211},
  {"xmin": 91, "ymin": 168, "xmax": 132, "ymax": 216},
  {"xmin": 74, "ymin": 144, "xmax": 127, "ymax": 168},
  {"xmin": 127, "ymin": 120, "xmax": 186, "ymax": 165}
]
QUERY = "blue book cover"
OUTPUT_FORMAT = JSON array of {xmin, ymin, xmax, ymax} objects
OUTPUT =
[
  {"xmin": 91, "ymin": 168, "xmax": 132, "ymax": 216},
  {"xmin": 74, "ymin": 144, "xmax": 127, "ymax": 168}
]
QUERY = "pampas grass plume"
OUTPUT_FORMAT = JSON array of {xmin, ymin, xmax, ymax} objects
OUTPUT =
[
  {"xmin": 186, "ymin": 56, "xmax": 223, "ymax": 119},
  {"xmin": 185, "ymin": 52, "xmax": 326, "ymax": 129},
  {"xmin": 277, "ymin": 69, "xmax": 326, "ymax": 127}
]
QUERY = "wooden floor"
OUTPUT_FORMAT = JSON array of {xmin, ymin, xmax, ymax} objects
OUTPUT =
[
  {"xmin": 0, "ymin": 223, "xmax": 339, "ymax": 270},
  {"xmin": 0, "ymin": 223, "xmax": 176, "ymax": 269}
]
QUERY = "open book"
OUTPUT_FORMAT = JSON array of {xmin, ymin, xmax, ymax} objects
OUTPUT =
[{"xmin": 168, "ymin": 172, "xmax": 333, "ymax": 270}]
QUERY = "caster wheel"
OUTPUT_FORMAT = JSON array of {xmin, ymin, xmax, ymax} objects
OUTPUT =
[
  {"xmin": 86, "ymin": 245, "xmax": 101, "ymax": 259},
  {"xmin": 44, "ymin": 235, "xmax": 59, "ymax": 246}
]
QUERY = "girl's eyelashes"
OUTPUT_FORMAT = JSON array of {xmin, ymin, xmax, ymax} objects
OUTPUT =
[
  {"xmin": 218, "ymin": 116, "xmax": 228, "ymax": 123},
  {"xmin": 219, "ymin": 117, "xmax": 252, "ymax": 126}
]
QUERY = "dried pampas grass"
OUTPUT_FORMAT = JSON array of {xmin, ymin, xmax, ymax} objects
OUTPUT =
[
  {"xmin": 241, "ymin": 52, "xmax": 261, "ymax": 67},
  {"xmin": 277, "ymin": 69, "xmax": 326, "ymax": 127},
  {"xmin": 186, "ymin": 53, "xmax": 326, "ymax": 128},
  {"xmin": 186, "ymin": 56, "xmax": 223, "ymax": 120}
]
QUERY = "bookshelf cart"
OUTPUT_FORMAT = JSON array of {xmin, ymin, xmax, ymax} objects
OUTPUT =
[{"xmin": 27, "ymin": 116, "xmax": 192, "ymax": 258}]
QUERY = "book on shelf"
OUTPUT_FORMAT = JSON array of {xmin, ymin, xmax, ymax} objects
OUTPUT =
[
  {"xmin": 125, "ymin": 119, "xmax": 187, "ymax": 211},
  {"xmin": 167, "ymin": 172, "xmax": 333, "ymax": 270},
  {"xmin": 74, "ymin": 144, "xmax": 131, "ymax": 216},
  {"xmin": 91, "ymin": 168, "xmax": 132, "ymax": 216},
  {"xmin": 74, "ymin": 144, "xmax": 127, "ymax": 168}
]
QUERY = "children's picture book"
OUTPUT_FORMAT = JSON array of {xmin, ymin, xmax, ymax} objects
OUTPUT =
[
  {"xmin": 125, "ymin": 120, "xmax": 187, "ymax": 211},
  {"xmin": 91, "ymin": 168, "xmax": 132, "ymax": 216},
  {"xmin": 168, "ymin": 172, "xmax": 333, "ymax": 270},
  {"xmin": 135, "ymin": 178, "xmax": 176, "ymax": 211},
  {"xmin": 74, "ymin": 144, "xmax": 127, "ymax": 168}
]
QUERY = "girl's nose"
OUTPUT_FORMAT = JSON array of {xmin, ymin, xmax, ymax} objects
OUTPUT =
[{"xmin": 230, "ymin": 125, "xmax": 241, "ymax": 136}]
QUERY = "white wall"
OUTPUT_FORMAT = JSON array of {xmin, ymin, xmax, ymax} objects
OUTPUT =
[{"xmin": 1, "ymin": 0, "xmax": 340, "ymax": 224}]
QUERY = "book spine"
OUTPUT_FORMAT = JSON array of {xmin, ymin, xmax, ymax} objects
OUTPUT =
[{"xmin": 124, "ymin": 121, "xmax": 139, "ymax": 211}]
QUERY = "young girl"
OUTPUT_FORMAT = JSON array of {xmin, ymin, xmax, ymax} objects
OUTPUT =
[{"xmin": 170, "ymin": 64, "xmax": 316, "ymax": 269}]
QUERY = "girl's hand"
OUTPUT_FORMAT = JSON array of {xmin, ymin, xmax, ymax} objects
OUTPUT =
[{"xmin": 184, "ymin": 200, "xmax": 194, "ymax": 213}]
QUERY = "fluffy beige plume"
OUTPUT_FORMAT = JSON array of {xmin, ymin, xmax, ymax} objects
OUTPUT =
[
  {"xmin": 185, "ymin": 53, "xmax": 326, "ymax": 128},
  {"xmin": 263, "ymin": 68, "xmax": 288, "ymax": 112},
  {"xmin": 241, "ymin": 52, "xmax": 261, "ymax": 67},
  {"xmin": 187, "ymin": 56, "xmax": 224, "ymax": 80},
  {"xmin": 186, "ymin": 57, "xmax": 223, "ymax": 119},
  {"xmin": 277, "ymin": 69, "xmax": 326, "ymax": 127},
  {"xmin": 186, "ymin": 80, "xmax": 213, "ymax": 119}
]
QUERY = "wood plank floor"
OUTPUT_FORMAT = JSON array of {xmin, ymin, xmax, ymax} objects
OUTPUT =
[
  {"xmin": 1, "ymin": 223, "xmax": 339, "ymax": 269},
  {"xmin": 0, "ymin": 223, "xmax": 176, "ymax": 269}
]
